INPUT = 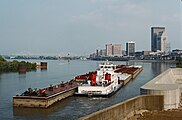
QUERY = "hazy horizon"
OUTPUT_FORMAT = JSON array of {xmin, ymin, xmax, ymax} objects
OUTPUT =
[{"xmin": 0, "ymin": 0, "xmax": 181, "ymax": 56}]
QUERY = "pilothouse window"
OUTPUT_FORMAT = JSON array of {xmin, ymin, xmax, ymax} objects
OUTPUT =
[{"xmin": 104, "ymin": 66, "xmax": 112, "ymax": 69}]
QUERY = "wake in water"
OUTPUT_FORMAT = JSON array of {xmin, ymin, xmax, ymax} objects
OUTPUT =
[
  {"xmin": 90, "ymin": 97, "xmax": 108, "ymax": 100},
  {"xmin": 58, "ymin": 62, "xmax": 67, "ymax": 65}
]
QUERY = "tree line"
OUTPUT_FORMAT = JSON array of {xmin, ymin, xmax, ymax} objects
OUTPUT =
[{"xmin": 0, "ymin": 56, "xmax": 36, "ymax": 72}]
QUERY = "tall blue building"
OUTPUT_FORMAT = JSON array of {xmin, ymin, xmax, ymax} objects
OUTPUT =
[
  {"xmin": 151, "ymin": 27, "xmax": 168, "ymax": 52},
  {"xmin": 126, "ymin": 41, "xmax": 135, "ymax": 56}
]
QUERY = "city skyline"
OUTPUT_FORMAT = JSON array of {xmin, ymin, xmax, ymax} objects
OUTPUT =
[{"xmin": 0, "ymin": 0, "xmax": 181, "ymax": 56}]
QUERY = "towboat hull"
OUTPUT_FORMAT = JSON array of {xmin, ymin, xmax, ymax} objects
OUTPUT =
[{"xmin": 75, "ymin": 84, "xmax": 123, "ymax": 97}]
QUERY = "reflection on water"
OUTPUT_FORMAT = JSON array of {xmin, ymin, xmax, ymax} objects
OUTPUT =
[
  {"xmin": 41, "ymin": 68, "xmax": 47, "ymax": 71},
  {"xmin": 0, "ymin": 60, "xmax": 175, "ymax": 120},
  {"xmin": 13, "ymin": 96, "xmax": 71, "ymax": 117},
  {"xmin": 19, "ymin": 73, "xmax": 26, "ymax": 80},
  {"xmin": 151, "ymin": 62, "xmax": 174, "ymax": 76}
]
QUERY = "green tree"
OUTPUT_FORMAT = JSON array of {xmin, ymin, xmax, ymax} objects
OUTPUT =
[
  {"xmin": 0, "ymin": 58, "xmax": 37, "ymax": 72},
  {"xmin": 0, "ymin": 56, "xmax": 6, "ymax": 62}
]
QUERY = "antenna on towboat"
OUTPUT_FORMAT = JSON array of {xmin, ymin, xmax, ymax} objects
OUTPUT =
[{"xmin": 105, "ymin": 59, "xmax": 110, "ymax": 64}]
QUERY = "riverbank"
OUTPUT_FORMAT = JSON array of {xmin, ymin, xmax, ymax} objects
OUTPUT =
[
  {"xmin": 0, "ymin": 56, "xmax": 36, "ymax": 73},
  {"xmin": 129, "ymin": 59, "xmax": 176, "ymax": 63}
]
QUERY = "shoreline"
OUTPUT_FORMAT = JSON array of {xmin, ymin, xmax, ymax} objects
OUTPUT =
[{"xmin": 129, "ymin": 59, "xmax": 176, "ymax": 63}]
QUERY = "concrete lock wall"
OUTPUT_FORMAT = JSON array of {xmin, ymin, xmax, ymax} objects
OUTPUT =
[
  {"xmin": 140, "ymin": 88, "xmax": 180, "ymax": 109},
  {"xmin": 140, "ymin": 68, "xmax": 182, "ymax": 110},
  {"xmin": 79, "ymin": 95, "xmax": 164, "ymax": 120}
]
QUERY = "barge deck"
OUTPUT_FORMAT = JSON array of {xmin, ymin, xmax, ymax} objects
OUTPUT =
[{"xmin": 13, "ymin": 81, "xmax": 79, "ymax": 108}]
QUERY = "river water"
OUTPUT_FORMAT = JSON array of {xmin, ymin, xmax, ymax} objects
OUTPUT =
[{"xmin": 0, "ymin": 60, "xmax": 175, "ymax": 120}]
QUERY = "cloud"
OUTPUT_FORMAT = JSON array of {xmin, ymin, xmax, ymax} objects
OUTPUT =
[
  {"xmin": 0, "ymin": 0, "xmax": 180, "ymax": 54},
  {"xmin": 70, "ymin": 1, "xmax": 149, "ymax": 31},
  {"xmin": 160, "ymin": 13, "xmax": 180, "ymax": 23}
]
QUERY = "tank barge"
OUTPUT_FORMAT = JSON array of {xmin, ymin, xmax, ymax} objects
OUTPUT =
[
  {"xmin": 13, "ymin": 81, "xmax": 79, "ymax": 108},
  {"xmin": 75, "ymin": 64, "xmax": 142, "ymax": 86},
  {"xmin": 115, "ymin": 65, "xmax": 143, "ymax": 79}
]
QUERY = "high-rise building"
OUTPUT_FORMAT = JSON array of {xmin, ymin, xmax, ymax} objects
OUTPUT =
[
  {"xmin": 106, "ymin": 44, "xmax": 113, "ymax": 56},
  {"xmin": 112, "ymin": 44, "xmax": 122, "ymax": 56},
  {"xmin": 100, "ymin": 49, "xmax": 106, "ymax": 56},
  {"xmin": 106, "ymin": 44, "xmax": 122, "ymax": 56},
  {"xmin": 160, "ymin": 32, "xmax": 169, "ymax": 53},
  {"xmin": 151, "ymin": 27, "xmax": 165, "ymax": 52},
  {"xmin": 151, "ymin": 27, "xmax": 168, "ymax": 52},
  {"xmin": 126, "ymin": 41, "xmax": 135, "ymax": 56},
  {"xmin": 96, "ymin": 49, "xmax": 106, "ymax": 57},
  {"xmin": 96, "ymin": 49, "xmax": 101, "ymax": 57}
]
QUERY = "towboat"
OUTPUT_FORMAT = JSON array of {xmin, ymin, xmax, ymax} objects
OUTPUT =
[{"xmin": 75, "ymin": 61, "xmax": 132, "ymax": 97}]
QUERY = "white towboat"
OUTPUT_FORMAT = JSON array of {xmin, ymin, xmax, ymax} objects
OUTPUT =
[{"xmin": 75, "ymin": 62, "xmax": 132, "ymax": 97}]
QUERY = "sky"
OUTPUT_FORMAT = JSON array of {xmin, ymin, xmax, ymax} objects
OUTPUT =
[{"xmin": 0, "ymin": 0, "xmax": 181, "ymax": 56}]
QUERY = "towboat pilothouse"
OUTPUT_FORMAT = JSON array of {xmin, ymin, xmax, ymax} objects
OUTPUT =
[{"xmin": 75, "ymin": 61, "xmax": 130, "ymax": 97}]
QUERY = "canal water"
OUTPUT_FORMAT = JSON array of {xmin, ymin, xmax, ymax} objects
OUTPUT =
[{"xmin": 0, "ymin": 60, "xmax": 174, "ymax": 120}]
